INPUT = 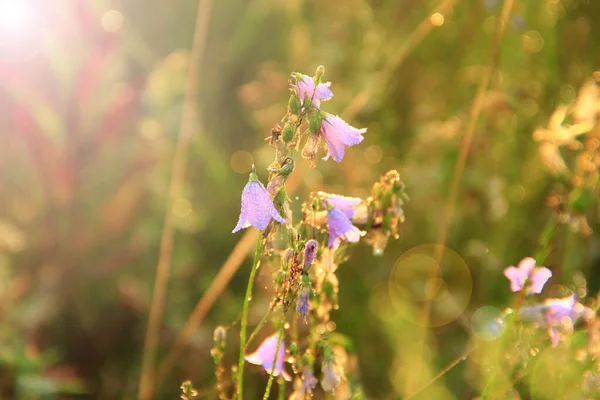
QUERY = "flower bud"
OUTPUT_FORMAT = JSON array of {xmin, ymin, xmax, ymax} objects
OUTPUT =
[
  {"xmin": 288, "ymin": 95, "xmax": 300, "ymax": 116},
  {"xmin": 282, "ymin": 123, "xmax": 295, "ymax": 143},
  {"xmin": 303, "ymin": 240, "xmax": 318, "ymax": 270},
  {"xmin": 313, "ymin": 65, "xmax": 325, "ymax": 85},
  {"xmin": 213, "ymin": 326, "xmax": 227, "ymax": 348},
  {"xmin": 309, "ymin": 112, "xmax": 323, "ymax": 133}
]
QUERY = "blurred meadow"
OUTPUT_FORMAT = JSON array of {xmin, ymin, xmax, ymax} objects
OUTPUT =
[{"xmin": 1, "ymin": 0, "xmax": 600, "ymax": 399}]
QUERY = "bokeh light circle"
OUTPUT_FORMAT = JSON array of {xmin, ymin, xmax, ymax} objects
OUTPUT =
[
  {"xmin": 388, "ymin": 244, "xmax": 472, "ymax": 327},
  {"xmin": 471, "ymin": 306, "xmax": 505, "ymax": 341}
]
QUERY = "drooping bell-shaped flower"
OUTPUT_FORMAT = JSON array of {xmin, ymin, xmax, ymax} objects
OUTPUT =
[
  {"xmin": 320, "ymin": 114, "xmax": 366, "ymax": 163},
  {"xmin": 245, "ymin": 334, "xmax": 292, "ymax": 381},
  {"xmin": 296, "ymin": 285, "xmax": 311, "ymax": 316},
  {"xmin": 326, "ymin": 207, "xmax": 365, "ymax": 248},
  {"xmin": 296, "ymin": 74, "xmax": 333, "ymax": 109},
  {"xmin": 503, "ymin": 257, "xmax": 552, "ymax": 294},
  {"xmin": 321, "ymin": 360, "xmax": 341, "ymax": 394},
  {"xmin": 232, "ymin": 171, "xmax": 286, "ymax": 233},
  {"xmin": 323, "ymin": 193, "xmax": 362, "ymax": 218}
]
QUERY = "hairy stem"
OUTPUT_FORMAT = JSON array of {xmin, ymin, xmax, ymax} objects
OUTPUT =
[
  {"xmin": 246, "ymin": 306, "xmax": 274, "ymax": 351},
  {"xmin": 263, "ymin": 310, "xmax": 286, "ymax": 400},
  {"xmin": 237, "ymin": 235, "xmax": 263, "ymax": 400}
]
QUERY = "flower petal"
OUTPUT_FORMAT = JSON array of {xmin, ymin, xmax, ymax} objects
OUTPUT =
[
  {"xmin": 517, "ymin": 257, "xmax": 536, "ymax": 275},
  {"xmin": 323, "ymin": 193, "xmax": 362, "ymax": 219},
  {"xmin": 315, "ymin": 82, "xmax": 333, "ymax": 101},
  {"xmin": 244, "ymin": 334, "xmax": 291, "ymax": 381},
  {"xmin": 503, "ymin": 266, "xmax": 527, "ymax": 292},
  {"xmin": 327, "ymin": 207, "xmax": 365, "ymax": 248},
  {"xmin": 529, "ymin": 267, "xmax": 552, "ymax": 294},
  {"xmin": 321, "ymin": 114, "xmax": 366, "ymax": 162}
]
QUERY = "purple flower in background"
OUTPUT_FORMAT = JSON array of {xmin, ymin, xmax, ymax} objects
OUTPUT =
[
  {"xmin": 327, "ymin": 207, "xmax": 365, "ymax": 248},
  {"xmin": 301, "ymin": 366, "xmax": 318, "ymax": 393},
  {"xmin": 544, "ymin": 296, "xmax": 584, "ymax": 326},
  {"xmin": 320, "ymin": 114, "xmax": 366, "ymax": 162},
  {"xmin": 544, "ymin": 296, "xmax": 585, "ymax": 347},
  {"xmin": 321, "ymin": 360, "xmax": 341, "ymax": 394},
  {"xmin": 296, "ymin": 286, "xmax": 311, "ymax": 316},
  {"xmin": 296, "ymin": 74, "xmax": 333, "ymax": 109},
  {"xmin": 232, "ymin": 172, "xmax": 286, "ymax": 233},
  {"xmin": 503, "ymin": 257, "xmax": 552, "ymax": 294},
  {"xmin": 303, "ymin": 239, "xmax": 318, "ymax": 269},
  {"xmin": 245, "ymin": 334, "xmax": 292, "ymax": 381},
  {"xmin": 323, "ymin": 194, "xmax": 362, "ymax": 218}
]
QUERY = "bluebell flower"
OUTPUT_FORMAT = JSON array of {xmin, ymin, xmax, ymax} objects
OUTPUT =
[
  {"xmin": 245, "ymin": 334, "xmax": 292, "ymax": 381},
  {"xmin": 326, "ymin": 207, "xmax": 365, "ymax": 248},
  {"xmin": 320, "ymin": 114, "xmax": 366, "ymax": 163},
  {"xmin": 296, "ymin": 74, "xmax": 333, "ymax": 109},
  {"xmin": 323, "ymin": 194, "xmax": 362, "ymax": 218},
  {"xmin": 290, "ymin": 367, "xmax": 318, "ymax": 400},
  {"xmin": 296, "ymin": 286, "xmax": 311, "ymax": 316},
  {"xmin": 321, "ymin": 360, "xmax": 341, "ymax": 394},
  {"xmin": 232, "ymin": 171, "xmax": 286, "ymax": 233}
]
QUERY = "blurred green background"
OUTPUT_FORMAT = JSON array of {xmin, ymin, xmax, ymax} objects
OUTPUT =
[{"xmin": 1, "ymin": 0, "xmax": 599, "ymax": 398}]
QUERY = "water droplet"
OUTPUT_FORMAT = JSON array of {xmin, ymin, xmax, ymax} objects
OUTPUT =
[
  {"xmin": 295, "ymin": 196, "xmax": 300, "ymax": 200},
  {"xmin": 247, "ymin": 296, "xmax": 252, "ymax": 301},
  {"xmin": 284, "ymin": 322, "xmax": 290, "ymax": 329},
  {"xmin": 333, "ymin": 305, "xmax": 339, "ymax": 310},
  {"xmin": 373, "ymin": 247, "xmax": 384, "ymax": 257}
]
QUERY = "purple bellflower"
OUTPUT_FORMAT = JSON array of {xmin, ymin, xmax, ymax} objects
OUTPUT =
[
  {"xmin": 503, "ymin": 257, "xmax": 552, "ymax": 294},
  {"xmin": 324, "ymin": 195, "xmax": 365, "ymax": 248},
  {"xmin": 290, "ymin": 367, "xmax": 318, "ymax": 400},
  {"xmin": 321, "ymin": 360, "xmax": 341, "ymax": 394},
  {"xmin": 301, "ymin": 366, "xmax": 318, "ymax": 393},
  {"xmin": 296, "ymin": 286, "xmax": 311, "ymax": 316},
  {"xmin": 320, "ymin": 114, "xmax": 366, "ymax": 163},
  {"xmin": 232, "ymin": 171, "xmax": 286, "ymax": 233},
  {"xmin": 245, "ymin": 334, "xmax": 292, "ymax": 381},
  {"xmin": 296, "ymin": 74, "xmax": 333, "ymax": 109},
  {"xmin": 323, "ymin": 194, "xmax": 362, "ymax": 218},
  {"xmin": 327, "ymin": 207, "xmax": 365, "ymax": 248}
]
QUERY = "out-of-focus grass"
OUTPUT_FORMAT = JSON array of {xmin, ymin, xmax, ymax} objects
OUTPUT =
[{"xmin": 1, "ymin": 0, "xmax": 599, "ymax": 398}]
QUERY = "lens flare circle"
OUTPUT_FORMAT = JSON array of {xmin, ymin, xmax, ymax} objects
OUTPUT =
[
  {"xmin": 471, "ymin": 306, "xmax": 505, "ymax": 341},
  {"xmin": 388, "ymin": 244, "xmax": 472, "ymax": 327}
]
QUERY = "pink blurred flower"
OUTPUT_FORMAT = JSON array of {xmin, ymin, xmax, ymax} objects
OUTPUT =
[
  {"xmin": 244, "ymin": 334, "xmax": 292, "ymax": 381},
  {"xmin": 503, "ymin": 257, "xmax": 552, "ymax": 294}
]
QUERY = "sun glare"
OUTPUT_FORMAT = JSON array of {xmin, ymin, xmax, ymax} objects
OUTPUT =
[{"xmin": 0, "ymin": 1, "xmax": 35, "ymax": 33}]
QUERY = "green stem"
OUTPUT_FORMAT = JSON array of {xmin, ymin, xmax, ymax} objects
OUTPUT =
[
  {"xmin": 263, "ymin": 308, "xmax": 286, "ymax": 400},
  {"xmin": 237, "ymin": 235, "xmax": 263, "ymax": 400},
  {"xmin": 277, "ymin": 376, "xmax": 285, "ymax": 400},
  {"xmin": 245, "ymin": 306, "xmax": 273, "ymax": 351}
]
